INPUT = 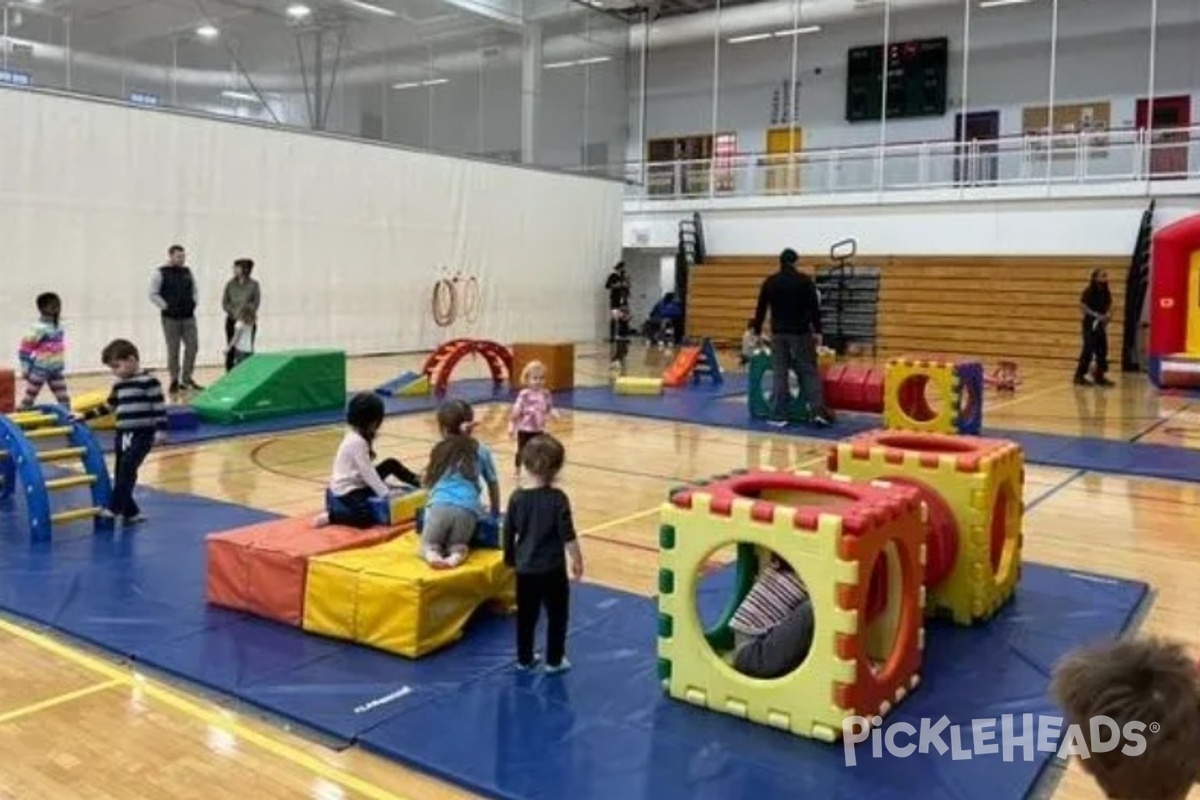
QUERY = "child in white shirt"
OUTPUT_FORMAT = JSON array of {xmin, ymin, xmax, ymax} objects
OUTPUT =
[
  {"xmin": 226, "ymin": 307, "xmax": 256, "ymax": 368},
  {"xmin": 314, "ymin": 392, "xmax": 420, "ymax": 529}
]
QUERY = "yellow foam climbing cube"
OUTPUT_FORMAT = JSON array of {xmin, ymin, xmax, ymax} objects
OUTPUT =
[
  {"xmin": 829, "ymin": 430, "xmax": 1023, "ymax": 625},
  {"xmin": 385, "ymin": 488, "xmax": 427, "ymax": 526},
  {"xmin": 658, "ymin": 469, "xmax": 926, "ymax": 742},
  {"xmin": 303, "ymin": 534, "xmax": 515, "ymax": 658},
  {"xmin": 884, "ymin": 356, "xmax": 984, "ymax": 435}
]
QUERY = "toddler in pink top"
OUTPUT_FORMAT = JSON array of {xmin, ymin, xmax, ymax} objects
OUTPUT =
[{"xmin": 510, "ymin": 360, "xmax": 559, "ymax": 478}]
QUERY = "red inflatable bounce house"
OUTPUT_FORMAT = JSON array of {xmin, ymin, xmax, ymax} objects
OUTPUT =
[{"xmin": 1149, "ymin": 214, "xmax": 1200, "ymax": 388}]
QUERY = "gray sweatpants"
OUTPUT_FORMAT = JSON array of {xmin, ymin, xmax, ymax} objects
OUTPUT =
[
  {"xmin": 771, "ymin": 333, "xmax": 823, "ymax": 419},
  {"xmin": 162, "ymin": 317, "xmax": 198, "ymax": 385},
  {"xmin": 732, "ymin": 599, "xmax": 816, "ymax": 679},
  {"xmin": 421, "ymin": 505, "xmax": 478, "ymax": 556}
]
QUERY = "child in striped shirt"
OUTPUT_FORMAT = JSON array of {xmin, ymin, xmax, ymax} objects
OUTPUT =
[
  {"xmin": 509, "ymin": 360, "xmax": 559, "ymax": 479},
  {"xmin": 85, "ymin": 340, "xmax": 168, "ymax": 525},
  {"xmin": 17, "ymin": 293, "xmax": 71, "ymax": 409},
  {"xmin": 729, "ymin": 553, "xmax": 814, "ymax": 679}
]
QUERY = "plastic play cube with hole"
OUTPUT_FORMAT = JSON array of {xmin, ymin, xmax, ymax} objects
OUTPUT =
[
  {"xmin": 303, "ymin": 534, "xmax": 515, "ymax": 658},
  {"xmin": 658, "ymin": 469, "xmax": 926, "ymax": 742},
  {"xmin": 884, "ymin": 356, "xmax": 983, "ymax": 435},
  {"xmin": 368, "ymin": 487, "xmax": 427, "ymax": 526},
  {"xmin": 829, "ymin": 430, "xmax": 1024, "ymax": 625},
  {"xmin": 205, "ymin": 516, "xmax": 398, "ymax": 625}
]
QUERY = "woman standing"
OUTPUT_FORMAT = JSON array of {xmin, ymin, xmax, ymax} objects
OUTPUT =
[
  {"xmin": 222, "ymin": 259, "xmax": 261, "ymax": 372},
  {"xmin": 1074, "ymin": 269, "xmax": 1114, "ymax": 387}
]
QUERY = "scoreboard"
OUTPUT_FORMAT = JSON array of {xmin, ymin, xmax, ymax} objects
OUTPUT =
[{"xmin": 846, "ymin": 37, "xmax": 948, "ymax": 122}]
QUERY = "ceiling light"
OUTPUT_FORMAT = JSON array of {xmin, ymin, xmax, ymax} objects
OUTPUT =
[
  {"xmin": 221, "ymin": 90, "xmax": 261, "ymax": 103},
  {"xmin": 392, "ymin": 78, "xmax": 449, "ymax": 90},
  {"xmin": 339, "ymin": 0, "xmax": 397, "ymax": 16},
  {"xmin": 544, "ymin": 56, "xmax": 612, "ymax": 70},
  {"xmin": 23, "ymin": 0, "xmax": 43, "ymax": 5},
  {"xmin": 196, "ymin": 24, "xmax": 219, "ymax": 38},
  {"xmin": 775, "ymin": 25, "xmax": 821, "ymax": 36},
  {"xmin": 979, "ymin": 0, "xmax": 1033, "ymax": 7},
  {"xmin": 728, "ymin": 32, "xmax": 771, "ymax": 44},
  {"xmin": 286, "ymin": 3, "xmax": 312, "ymax": 18},
  {"xmin": 729, "ymin": 25, "xmax": 820, "ymax": 44}
]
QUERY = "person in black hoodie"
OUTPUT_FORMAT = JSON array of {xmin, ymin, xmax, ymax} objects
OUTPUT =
[
  {"xmin": 1075, "ymin": 269, "xmax": 1114, "ymax": 387},
  {"xmin": 752, "ymin": 248, "xmax": 831, "ymax": 427},
  {"xmin": 604, "ymin": 262, "xmax": 630, "ymax": 342},
  {"xmin": 149, "ymin": 244, "xmax": 202, "ymax": 394}
]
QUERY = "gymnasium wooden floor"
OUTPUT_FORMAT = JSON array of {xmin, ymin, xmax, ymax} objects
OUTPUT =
[{"xmin": 1, "ymin": 344, "xmax": 1198, "ymax": 800}]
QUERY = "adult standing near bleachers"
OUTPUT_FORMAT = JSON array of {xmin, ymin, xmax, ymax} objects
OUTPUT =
[
  {"xmin": 150, "ymin": 244, "xmax": 203, "ymax": 395},
  {"xmin": 221, "ymin": 258, "xmax": 261, "ymax": 372},
  {"xmin": 605, "ymin": 262, "xmax": 630, "ymax": 342},
  {"xmin": 1074, "ymin": 268, "xmax": 1114, "ymax": 387},
  {"xmin": 752, "ymin": 248, "xmax": 831, "ymax": 428}
]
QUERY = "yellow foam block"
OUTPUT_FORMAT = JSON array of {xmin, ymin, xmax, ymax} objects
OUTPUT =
[
  {"xmin": 398, "ymin": 374, "xmax": 431, "ymax": 397},
  {"xmin": 71, "ymin": 390, "xmax": 115, "ymax": 431},
  {"xmin": 615, "ymin": 376, "xmax": 663, "ymax": 395},
  {"xmin": 387, "ymin": 489, "xmax": 427, "ymax": 525},
  {"xmin": 303, "ymin": 534, "xmax": 515, "ymax": 658}
]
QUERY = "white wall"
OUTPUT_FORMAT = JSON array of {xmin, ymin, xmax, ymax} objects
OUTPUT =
[
  {"xmin": 623, "ymin": 195, "xmax": 1200, "ymax": 256},
  {"xmin": 0, "ymin": 87, "xmax": 623, "ymax": 374},
  {"xmin": 633, "ymin": 0, "xmax": 1200, "ymax": 160}
]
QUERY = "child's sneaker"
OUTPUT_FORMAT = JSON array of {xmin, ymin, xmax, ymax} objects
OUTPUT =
[
  {"xmin": 96, "ymin": 508, "xmax": 115, "ymax": 521},
  {"xmin": 516, "ymin": 656, "xmax": 541, "ymax": 671},
  {"xmin": 544, "ymin": 658, "xmax": 572, "ymax": 675},
  {"xmin": 443, "ymin": 551, "xmax": 466, "ymax": 569},
  {"xmin": 122, "ymin": 514, "xmax": 148, "ymax": 525}
]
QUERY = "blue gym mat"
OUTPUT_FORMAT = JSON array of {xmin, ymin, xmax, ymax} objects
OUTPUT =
[
  {"xmin": 90, "ymin": 379, "xmax": 508, "ymax": 452},
  {"xmin": 0, "ymin": 478, "xmax": 1148, "ymax": 800},
  {"xmin": 558, "ymin": 385, "xmax": 1200, "ymax": 485}
]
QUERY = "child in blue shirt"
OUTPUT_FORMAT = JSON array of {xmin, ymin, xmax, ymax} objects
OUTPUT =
[{"xmin": 422, "ymin": 399, "xmax": 500, "ymax": 568}]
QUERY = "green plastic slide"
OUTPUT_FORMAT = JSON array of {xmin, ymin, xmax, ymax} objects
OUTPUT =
[{"xmin": 192, "ymin": 350, "xmax": 347, "ymax": 424}]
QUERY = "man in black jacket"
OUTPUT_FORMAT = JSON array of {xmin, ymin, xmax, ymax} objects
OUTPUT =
[
  {"xmin": 149, "ymin": 244, "xmax": 202, "ymax": 394},
  {"xmin": 752, "ymin": 248, "xmax": 830, "ymax": 427}
]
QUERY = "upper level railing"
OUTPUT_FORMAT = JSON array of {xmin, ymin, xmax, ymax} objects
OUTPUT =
[{"xmin": 613, "ymin": 126, "xmax": 1200, "ymax": 201}]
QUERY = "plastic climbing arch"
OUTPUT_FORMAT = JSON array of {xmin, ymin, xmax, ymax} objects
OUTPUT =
[
  {"xmin": 420, "ymin": 339, "xmax": 513, "ymax": 395},
  {"xmin": 0, "ymin": 405, "xmax": 112, "ymax": 541}
]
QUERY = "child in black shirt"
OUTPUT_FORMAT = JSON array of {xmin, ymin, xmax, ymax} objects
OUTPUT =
[{"xmin": 502, "ymin": 433, "xmax": 584, "ymax": 673}]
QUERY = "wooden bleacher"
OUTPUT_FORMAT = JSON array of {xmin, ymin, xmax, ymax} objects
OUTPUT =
[{"xmin": 685, "ymin": 255, "xmax": 1128, "ymax": 367}]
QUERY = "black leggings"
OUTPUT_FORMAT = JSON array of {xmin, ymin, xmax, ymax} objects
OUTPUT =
[
  {"xmin": 327, "ymin": 458, "xmax": 420, "ymax": 528},
  {"xmin": 516, "ymin": 569, "xmax": 570, "ymax": 667},
  {"xmin": 515, "ymin": 430, "xmax": 539, "ymax": 470},
  {"xmin": 1075, "ymin": 318, "xmax": 1109, "ymax": 380}
]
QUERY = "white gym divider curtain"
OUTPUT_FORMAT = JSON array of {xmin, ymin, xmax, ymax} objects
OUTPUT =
[{"xmin": 0, "ymin": 88, "xmax": 624, "ymax": 374}]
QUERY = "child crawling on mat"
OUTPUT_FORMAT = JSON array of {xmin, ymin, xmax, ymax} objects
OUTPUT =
[
  {"xmin": 729, "ymin": 553, "xmax": 814, "ymax": 679},
  {"xmin": 314, "ymin": 392, "xmax": 421, "ymax": 529},
  {"xmin": 421, "ymin": 399, "xmax": 501, "ymax": 568},
  {"xmin": 1051, "ymin": 637, "xmax": 1200, "ymax": 800}
]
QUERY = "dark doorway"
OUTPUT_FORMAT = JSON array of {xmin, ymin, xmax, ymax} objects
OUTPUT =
[
  {"xmin": 1136, "ymin": 95, "xmax": 1191, "ymax": 178},
  {"xmin": 954, "ymin": 110, "xmax": 1000, "ymax": 186}
]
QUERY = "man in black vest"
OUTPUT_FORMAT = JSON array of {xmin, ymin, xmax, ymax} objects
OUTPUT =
[{"xmin": 150, "ymin": 244, "xmax": 202, "ymax": 394}]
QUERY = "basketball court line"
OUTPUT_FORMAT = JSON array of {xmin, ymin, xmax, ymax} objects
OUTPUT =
[{"xmin": 0, "ymin": 678, "xmax": 124, "ymax": 725}]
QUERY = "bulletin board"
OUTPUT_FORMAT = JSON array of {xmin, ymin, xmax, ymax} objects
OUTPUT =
[{"xmin": 1022, "ymin": 101, "xmax": 1111, "ymax": 158}]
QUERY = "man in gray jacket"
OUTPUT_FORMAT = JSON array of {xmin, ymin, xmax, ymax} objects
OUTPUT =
[{"xmin": 149, "ymin": 245, "xmax": 201, "ymax": 393}]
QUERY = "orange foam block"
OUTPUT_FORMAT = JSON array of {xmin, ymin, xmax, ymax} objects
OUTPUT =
[{"xmin": 205, "ymin": 516, "xmax": 398, "ymax": 626}]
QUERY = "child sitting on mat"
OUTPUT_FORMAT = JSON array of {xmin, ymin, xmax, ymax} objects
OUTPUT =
[
  {"xmin": 314, "ymin": 392, "xmax": 420, "ymax": 529},
  {"xmin": 421, "ymin": 399, "xmax": 501, "ymax": 568},
  {"xmin": 509, "ymin": 360, "xmax": 559, "ymax": 481},
  {"xmin": 729, "ymin": 553, "xmax": 814, "ymax": 679},
  {"xmin": 503, "ymin": 433, "xmax": 583, "ymax": 673},
  {"xmin": 1051, "ymin": 637, "xmax": 1200, "ymax": 800}
]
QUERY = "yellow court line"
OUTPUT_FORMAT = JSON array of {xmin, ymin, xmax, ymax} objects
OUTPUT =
[
  {"xmin": 987, "ymin": 381, "xmax": 1065, "ymax": 414},
  {"xmin": 0, "ymin": 678, "xmax": 123, "ymax": 725},
  {"xmin": 0, "ymin": 617, "xmax": 409, "ymax": 800},
  {"xmin": 581, "ymin": 505, "xmax": 660, "ymax": 535}
]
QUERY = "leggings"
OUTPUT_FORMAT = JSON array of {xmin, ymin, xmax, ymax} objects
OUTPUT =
[
  {"xmin": 21, "ymin": 369, "xmax": 70, "ymax": 409},
  {"xmin": 327, "ymin": 458, "xmax": 420, "ymax": 529}
]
